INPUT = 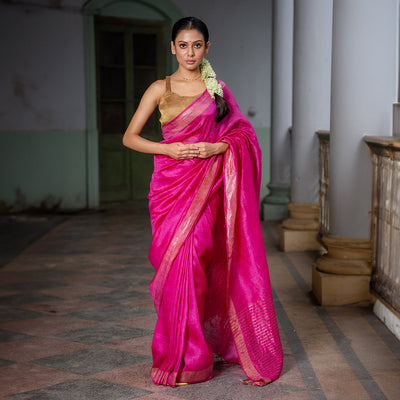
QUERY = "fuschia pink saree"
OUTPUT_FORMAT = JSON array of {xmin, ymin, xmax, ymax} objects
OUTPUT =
[{"xmin": 148, "ymin": 82, "xmax": 283, "ymax": 387}]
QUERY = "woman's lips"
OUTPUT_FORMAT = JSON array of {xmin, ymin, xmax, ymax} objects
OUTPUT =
[{"xmin": 186, "ymin": 60, "xmax": 195, "ymax": 65}]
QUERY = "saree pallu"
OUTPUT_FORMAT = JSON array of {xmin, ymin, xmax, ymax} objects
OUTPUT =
[{"xmin": 148, "ymin": 82, "xmax": 283, "ymax": 387}]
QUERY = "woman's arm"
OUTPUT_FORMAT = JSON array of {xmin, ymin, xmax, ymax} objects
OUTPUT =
[
  {"xmin": 122, "ymin": 80, "xmax": 166, "ymax": 155},
  {"xmin": 122, "ymin": 81, "xmax": 200, "ymax": 160}
]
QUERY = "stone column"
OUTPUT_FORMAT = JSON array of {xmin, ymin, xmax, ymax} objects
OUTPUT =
[
  {"xmin": 313, "ymin": 0, "xmax": 399, "ymax": 305},
  {"xmin": 263, "ymin": 0, "xmax": 293, "ymax": 221},
  {"xmin": 279, "ymin": 0, "xmax": 332, "ymax": 251}
]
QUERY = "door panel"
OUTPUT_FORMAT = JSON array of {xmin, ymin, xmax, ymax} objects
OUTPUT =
[
  {"xmin": 95, "ymin": 18, "xmax": 165, "ymax": 202},
  {"xmin": 99, "ymin": 136, "xmax": 131, "ymax": 202}
]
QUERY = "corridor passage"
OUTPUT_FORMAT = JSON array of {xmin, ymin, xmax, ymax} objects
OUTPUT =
[{"xmin": 0, "ymin": 204, "xmax": 399, "ymax": 400}]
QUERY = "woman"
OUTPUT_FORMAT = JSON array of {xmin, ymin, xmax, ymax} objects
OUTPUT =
[{"xmin": 123, "ymin": 16, "xmax": 283, "ymax": 387}]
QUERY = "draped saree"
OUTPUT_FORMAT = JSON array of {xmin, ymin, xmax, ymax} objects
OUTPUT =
[{"xmin": 148, "ymin": 81, "xmax": 283, "ymax": 387}]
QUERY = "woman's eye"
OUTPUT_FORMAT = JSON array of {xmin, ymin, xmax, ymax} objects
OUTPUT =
[
  {"xmin": 179, "ymin": 44, "xmax": 187, "ymax": 49},
  {"xmin": 194, "ymin": 43, "xmax": 202, "ymax": 49}
]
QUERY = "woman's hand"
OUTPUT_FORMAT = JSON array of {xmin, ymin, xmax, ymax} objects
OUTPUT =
[
  {"xmin": 189, "ymin": 142, "xmax": 228, "ymax": 159},
  {"xmin": 162, "ymin": 141, "xmax": 228, "ymax": 160},
  {"xmin": 164, "ymin": 142, "xmax": 200, "ymax": 160}
]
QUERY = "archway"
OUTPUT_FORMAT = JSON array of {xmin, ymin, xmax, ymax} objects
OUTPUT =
[{"xmin": 83, "ymin": 0, "xmax": 182, "ymax": 207}]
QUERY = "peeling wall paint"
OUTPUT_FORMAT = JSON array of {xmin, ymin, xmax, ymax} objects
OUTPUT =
[{"xmin": 0, "ymin": 3, "xmax": 86, "ymax": 131}]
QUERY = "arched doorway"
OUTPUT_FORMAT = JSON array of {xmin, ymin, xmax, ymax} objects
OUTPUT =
[
  {"xmin": 83, "ymin": 0, "xmax": 182, "ymax": 207},
  {"xmin": 95, "ymin": 16, "xmax": 165, "ymax": 202}
]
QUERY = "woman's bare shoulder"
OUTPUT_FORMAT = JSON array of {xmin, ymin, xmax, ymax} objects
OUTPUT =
[
  {"xmin": 144, "ymin": 79, "xmax": 166, "ymax": 104},
  {"xmin": 148, "ymin": 79, "xmax": 166, "ymax": 95}
]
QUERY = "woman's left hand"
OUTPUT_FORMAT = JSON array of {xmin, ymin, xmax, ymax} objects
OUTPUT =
[{"xmin": 189, "ymin": 142, "xmax": 228, "ymax": 159}]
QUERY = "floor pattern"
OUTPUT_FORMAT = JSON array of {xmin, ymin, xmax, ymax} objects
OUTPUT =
[{"xmin": 0, "ymin": 204, "xmax": 399, "ymax": 399}]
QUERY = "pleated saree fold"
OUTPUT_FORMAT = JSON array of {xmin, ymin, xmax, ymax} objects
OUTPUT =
[{"xmin": 148, "ymin": 82, "xmax": 283, "ymax": 387}]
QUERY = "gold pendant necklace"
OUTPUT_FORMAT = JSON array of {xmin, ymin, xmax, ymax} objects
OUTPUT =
[{"xmin": 179, "ymin": 73, "xmax": 201, "ymax": 81}]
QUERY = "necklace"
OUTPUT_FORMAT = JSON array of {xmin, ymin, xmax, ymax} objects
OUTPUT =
[{"xmin": 178, "ymin": 73, "xmax": 201, "ymax": 81}]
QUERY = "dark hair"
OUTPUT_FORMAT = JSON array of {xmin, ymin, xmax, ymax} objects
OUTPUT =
[
  {"xmin": 172, "ymin": 16, "xmax": 209, "ymax": 43},
  {"xmin": 214, "ymin": 93, "xmax": 229, "ymax": 123},
  {"xmin": 171, "ymin": 17, "xmax": 229, "ymax": 122}
]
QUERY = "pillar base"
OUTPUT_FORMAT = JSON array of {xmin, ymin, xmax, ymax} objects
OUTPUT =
[
  {"xmin": 312, "ymin": 235, "xmax": 373, "ymax": 305},
  {"xmin": 312, "ymin": 265, "xmax": 372, "ymax": 305},
  {"xmin": 262, "ymin": 183, "xmax": 290, "ymax": 221},
  {"xmin": 279, "ymin": 202, "xmax": 323, "ymax": 251},
  {"xmin": 279, "ymin": 228, "xmax": 324, "ymax": 252}
]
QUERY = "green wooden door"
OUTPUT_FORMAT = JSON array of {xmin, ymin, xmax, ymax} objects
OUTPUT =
[{"xmin": 95, "ymin": 18, "xmax": 166, "ymax": 202}]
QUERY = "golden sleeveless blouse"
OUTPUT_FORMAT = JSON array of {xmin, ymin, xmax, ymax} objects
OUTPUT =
[{"xmin": 159, "ymin": 76, "xmax": 202, "ymax": 127}]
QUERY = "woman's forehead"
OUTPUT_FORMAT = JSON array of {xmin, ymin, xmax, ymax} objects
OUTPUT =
[{"xmin": 175, "ymin": 29, "xmax": 205, "ymax": 42}]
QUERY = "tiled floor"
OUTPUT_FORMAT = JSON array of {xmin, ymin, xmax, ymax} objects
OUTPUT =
[{"xmin": 0, "ymin": 204, "xmax": 400, "ymax": 399}]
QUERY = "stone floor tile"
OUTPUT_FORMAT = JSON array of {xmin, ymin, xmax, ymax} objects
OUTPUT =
[
  {"xmin": 0, "ymin": 358, "xmax": 15, "ymax": 367},
  {"xmin": 50, "ymin": 273, "xmax": 114, "ymax": 284},
  {"xmin": 0, "ymin": 293, "xmax": 62, "ymax": 307},
  {"xmin": 16, "ymin": 298, "xmax": 109, "ymax": 316},
  {"xmin": 92, "ymin": 361, "xmax": 167, "ymax": 392},
  {"xmin": 119, "ymin": 314, "xmax": 157, "ymax": 331},
  {"xmin": 54, "ymin": 323, "xmax": 152, "ymax": 345},
  {"xmin": 33, "ymin": 346, "xmax": 151, "ymax": 375},
  {"xmin": 0, "ymin": 289, "xmax": 23, "ymax": 297},
  {"xmin": 8, "ymin": 378, "xmax": 152, "ymax": 400},
  {"xmin": 1, "ymin": 210, "xmax": 399, "ymax": 399},
  {"xmin": 39, "ymin": 284, "xmax": 116, "ymax": 299},
  {"xmin": 90, "ymin": 277, "xmax": 151, "ymax": 290},
  {"xmin": 78, "ymin": 289, "xmax": 151, "ymax": 304},
  {"xmin": 0, "ymin": 316, "xmax": 100, "ymax": 336},
  {"xmin": 0, "ymin": 308, "xmax": 45, "ymax": 323},
  {"xmin": 272, "ymin": 354, "xmax": 307, "ymax": 390},
  {"xmin": 0, "ymin": 269, "xmax": 81, "ymax": 281},
  {"xmin": 0, "ymin": 363, "xmax": 80, "ymax": 398},
  {"xmin": 0, "ymin": 328, "xmax": 32, "ymax": 342},
  {"xmin": 102, "ymin": 265, "xmax": 154, "ymax": 276},
  {"xmin": 63, "ymin": 262, "xmax": 125, "ymax": 272},
  {"xmin": 66, "ymin": 304, "xmax": 154, "ymax": 322},
  {"xmin": 276, "ymin": 393, "xmax": 311, "ymax": 400},
  {"xmin": 129, "ymin": 285, "xmax": 152, "ymax": 293},
  {"xmin": 316, "ymin": 369, "xmax": 369, "ymax": 400},
  {"xmin": 163, "ymin": 373, "xmax": 306, "ymax": 400},
  {"xmin": 105, "ymin": 334, "xmax": 153, "ymax": 356},
  {"xmin": 122, "ymin": 299, "xmax": 155, "ymax": 310},
  {"xmin": 0, "ymin": 336, "xmax": 90, "ymax": 362},
  {"xmin": 132, "ymin": 392, "xmax": 185, "ymax": 400},
  {"xmin": 372, "ymin": 371, "xmax": 400, "ymax": 399},
  {"xmin": 0, "ymin": 280, "xmax": 68, "ymax": 292}
]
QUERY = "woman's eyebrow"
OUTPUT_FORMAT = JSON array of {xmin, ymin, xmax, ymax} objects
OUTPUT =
[{"xmin": 177, "ymin": 40, "xmax": 204, "ymax": 43}]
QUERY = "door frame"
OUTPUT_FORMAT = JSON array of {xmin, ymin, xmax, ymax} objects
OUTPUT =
[
  {"xmin": 83, "ymin": 0, "xmax": 182, "ymax": 208},
  {"xmin": 95, "ymin": 17, "xmax": 166, "ymax": 202}
]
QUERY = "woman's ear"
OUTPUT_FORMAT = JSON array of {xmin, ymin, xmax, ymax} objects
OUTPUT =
[
  {"xmin": 205, "ymin": 41, "xmax": 211, "ymax": 54},
  {"xmin": 171, "ymin": 41, "xmax": 176, "ymax": 55}
]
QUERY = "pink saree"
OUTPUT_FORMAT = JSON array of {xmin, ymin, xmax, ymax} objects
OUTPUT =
[{"xmin": 148, "ymin": 82, "xmax": 283, "ymax": 387}]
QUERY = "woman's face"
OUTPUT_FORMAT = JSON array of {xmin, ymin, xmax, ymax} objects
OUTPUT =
[{"xmin": 171, "ymin": 29, "xmax": 210, "ymax": 71}]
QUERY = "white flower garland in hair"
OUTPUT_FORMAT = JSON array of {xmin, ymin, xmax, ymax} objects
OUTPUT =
[{"xmin": 200, "ymin": 59, "xmax": 223, "ymax": 99}]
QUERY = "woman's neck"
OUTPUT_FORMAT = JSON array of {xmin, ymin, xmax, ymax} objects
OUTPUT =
[{"xmin": 176, "ymin": 67, "xmax": 201, "ymax": 81}]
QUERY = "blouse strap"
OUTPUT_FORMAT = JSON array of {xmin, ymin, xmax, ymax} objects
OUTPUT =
[{"xmin": 165, "ymin": 76, "xmax": 172, "ymax": 93}]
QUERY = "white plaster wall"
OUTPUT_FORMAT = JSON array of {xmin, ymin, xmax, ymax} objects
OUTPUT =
[
  {"xmin": 291, "ymin": 0, "xmax": 332, "ymax": 204},
  {"xmin": 170, "ymin": 0, "xmax": 272, "ymax": 129},
  {"xmin": 0, "ymin": 3, "xmax": 86, "ymax": 131},
  {"xmin": 270, "ymin": 0, "xmax": 293, "ymax": 185},
  {"xmin": 0, "ymin": 0, "xmax": 272, "ymax": 133},
  {"xmin": 329, "ymin": 0, "xmax": 398, "ymax": 239},
  {"xmin": 0, "ymin": 0, "xmax": 272, "ymax": 209}
]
